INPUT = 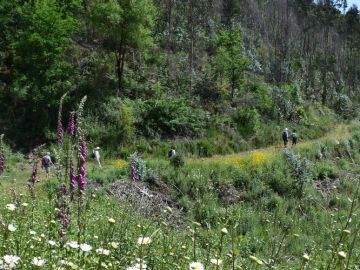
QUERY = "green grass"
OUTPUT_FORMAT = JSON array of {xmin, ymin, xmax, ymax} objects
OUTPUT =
[{"xmin": 1, "ymin": 122, "xmax": 360, "ymax": 269}]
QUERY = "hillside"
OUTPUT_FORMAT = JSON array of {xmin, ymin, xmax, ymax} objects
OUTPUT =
[
  {"xmin": 0, "ymin": 0, "xmax": 359, "ymax": 155},
  {"xmin": 1, "ymin": 0, "xmax": 360, "ymax": 269}
]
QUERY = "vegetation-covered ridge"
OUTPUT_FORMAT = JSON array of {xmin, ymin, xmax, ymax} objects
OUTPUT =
[
  {"xmin": 1, "ymin": 0, "xmax": 360, "ymax": 155},
  {"xmin": 1, "ymin": 120, "xmax": 360, "ymax": 269}
]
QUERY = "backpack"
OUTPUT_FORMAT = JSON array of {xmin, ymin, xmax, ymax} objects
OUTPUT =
[
  {"xmin": 282, "ymin": 131, "xmax": 288, "ymax": 140},
  {"xmin": 91, "ymin": 151, "xmax": 96, "ymax": 159},
  {"xmin": 42, "ymin": 156, "xmax": 50, "ymax": 167},
  {"xmin": 168, "ymin": 150, "xmax": 172, "ymax": 158}
]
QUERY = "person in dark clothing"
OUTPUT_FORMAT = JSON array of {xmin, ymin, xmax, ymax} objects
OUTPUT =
[
  {"xmin": 282, "ymin": 128, "xmax": 289, "ymax": 148},
  {"xmin": 292, "ymin": 129, "xmax": 298, "ymax": 146}
]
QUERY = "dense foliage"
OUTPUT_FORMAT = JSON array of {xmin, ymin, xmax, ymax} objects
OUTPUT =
[{"xmin": 0, "ymin": 0, "xmax": 360, "ymax": 155}]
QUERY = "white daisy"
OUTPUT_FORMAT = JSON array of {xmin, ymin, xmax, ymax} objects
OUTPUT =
[
  {"xmin": 48, "ymin": 240, "xmax": 56, "ymax": 246},
  {"xmin": 80, "ymin": 244, "xmax": 92, "ymax": 252},
  {"xmin": 3, "ymin": 255, "xmax": 21, "ymax": 269},
  {"xmin": 5, "ymin": 204, "xmax": 16, "ymax": 211},
  {"xmin": 66, "ymin": 241, "xmax": 79, "ymax": 249},
  {"xmin": 210, "ymin": 258, "xmax": 222, "ymax": 265},
  {"xmin": 32, "ymin": 257, "xmax": 46, "ymax": 267},
  {"xmin": 137, "ymin": 237, "xmax": 152, "ymax": 246},
  {"xmin": 8, "ymin": 224, "xmax": 16, "ymax": 232},
  {"xmin": 189, "ymin": 261, "xmax": 204, "ymax": 270},
  {"xmin": 96, "ymin": 248, "xmax": 110, "ymax": 256}
]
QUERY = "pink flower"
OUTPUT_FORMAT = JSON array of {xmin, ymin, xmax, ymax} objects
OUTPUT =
[
  {"xmin": 66, "ymin": 112, "xmax": 75, "ymax": 136},
  {"xmin": 130, "ymin": 165, "xmax": 136, "ymax": 182},
  {"xmin": 77, "ymin": 140, "xmax": 87, "ymax": 193},
  {"xmin": 57, "ymin": 120, "xmax": 64, "ymax": 145},
  {"xmin": 30, "ymin": 160, "xmax": 39, "ymax": 184}
]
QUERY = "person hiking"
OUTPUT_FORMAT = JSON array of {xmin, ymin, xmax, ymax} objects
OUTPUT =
[
  {"xmin": 168, "ymin": 147, "xmax": 176, "ymax": 159},
  {"xmin": 292, "ymin": 129, "xmax": 298, "ymax": 146},
  {"xmin": 42, "ymin": 152, "xmax": 53, "ymax": 179},
  {"xmin": 92, "ymin": 147, "xmax": 102, "ymax": 169},
  {"xmin": 282, "ymin": 128, "xmax": 289, "ymax": 148}
]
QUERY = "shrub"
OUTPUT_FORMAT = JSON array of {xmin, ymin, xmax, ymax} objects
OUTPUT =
[
  {"xmin": 315, "ymin": 160, "xmax": 340, "ymax": 180},
  {"xmin": 197, "ymin": 139, "xmax": 214, "ymax": 157},
  {"xmin": 170, "ymin": 154, "xmax": 185, "ymax": 168},
  {"xmin": 129, "ymin": 152, "xmax": 147, "ymax": 182},
  {"xmin": 137, "ymin": 98, "xmax": 208, "ymax": 138},
  {"xmin": 284, "ymin": 149, "xmax": 310, "ymax": 198}
]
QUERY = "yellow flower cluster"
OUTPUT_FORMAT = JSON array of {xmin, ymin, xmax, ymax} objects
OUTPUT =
[
  {"xmin": 249, "ymin": 151, "xmax": 266, "ymax": 166},
  {"xmin": 111, "ymin": 159, "xmax": 128, "ymax": 170},
  {"xmin": 203, "ymin": 150, "xmax": 270, "ymax": 170}
]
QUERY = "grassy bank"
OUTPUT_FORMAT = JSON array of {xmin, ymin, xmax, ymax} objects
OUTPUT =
[{"xmin": 0, "ymin": 122, "xmax": 360, "ymax": 269}]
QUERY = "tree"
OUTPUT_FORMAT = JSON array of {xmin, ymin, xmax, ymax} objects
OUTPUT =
[
  {"xmin": 0, "ymin": 0, "xmax": 79, "ymax": 145},
  {"xmin": 89, "ymin": 0, "xmax": 156, "ymax": 94},
  {"xmin": 214, "ymin": 27, "xmax": 247, "ymax": 99}
]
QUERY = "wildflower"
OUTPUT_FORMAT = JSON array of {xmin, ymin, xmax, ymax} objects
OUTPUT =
[
  {"xmin": 80, "ymin": 244, "xmax": 92, "ymax": 252},
  {"xmin": 137, "ymin": 237, "xmax": 152, "ymax": 246},
  {"xmin": 66, "ymin": 241, "xmax": 79, "ymax": 249},
  {"xmin": 221, "ymin": 228, "xmax": 228, "ymax": 235},
  {"xmin": 126, "ymin": 267, "xmax": 139, "ymax": 270},
  {"xmin": 32, "ymin": 257, "xmax": 46, "ymax": 267},
  {"xmin": 302, "ymin": 254, "xmax": 310, "ymax": 261},
  {"xmin": 249, "ymin": 255, "xmax": 263, "ymax": 265},
  {"xmin": 2, "ymin": 255, "xmax": 20, "ymax": 269},
  {"xmin": 96, "ymin": 248, "xmax": 110, "ymax": 256},
  {"xmin": 69, "ymin": 158, "xmax": 76, "ymax": 201},
  {"xmin": 66, "ymin": 112, "xmax": 75, "ymax": 136},
  {"xmin": 210, "ymin": 258, "xmax": 223, "ymax": 265},
  {"xmin": 60, "ymin": 260, "xmax": 77, "ymax": 268},
  {"xmin": 48, "ymin": 240, "xmax": 56, "ymax": 246},
  {"xmin": 189, "ymin": 261, "xmax": 204, "ymax": 270},
  {"xmin": 29, "ymin": 160, "xmax": 39, "ymax": 185},
  {"xmin": 57, "ymin": 120, "xmax": 64, "ymax": 145},
  {"xmin": 0, "ymin": 134, "xmax": 5, "ymax": 175},
  {"xmin": 130, "ymin": 165, "xmax": 136, "ymax": 182},
  {"xmin": 135, "ymin": 262, "xmax": 147, "ymax": 269},
  {"xmin": 8, "ymin": 224, "xmax": 16, "ymax": 232},
  {"xmin": 108, "ymin": 218, "xmax": 115, "ymax": 224},
  {"xmin": 110, "ymin": 242, "xmax": 119, "ymax": 249},
  {"xmin": 5, "ymin": 204, "xmax": 16, "ymax": 211},
  {"xmin": 77, "ymin": 139, "xmax": 87, "ymax": 193},
  {"xmin": 57, "ymin": 93, "xmax": 67, "ymax": 145},
  {"xmin": 338, "ymin": 251, "xmax": 346, "ymax": 259}
]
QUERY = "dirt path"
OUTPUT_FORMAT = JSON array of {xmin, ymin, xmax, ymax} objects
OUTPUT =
[{"xmin": 189, "ymin": 123, "xmax": 354, "ymax": 165}]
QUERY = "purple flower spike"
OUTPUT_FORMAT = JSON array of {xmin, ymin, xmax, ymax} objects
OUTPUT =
[
  {"xmin": 30, "ymin": 160, "xmax": 39, "ymax": 185},
  {"xmin": 130, "ymin": 165, "xmax": 136, "ymax": 182},
  {"xmin": 70, "ymin": 160, "xmax": 76, "ymax": 189},
  {"xmin": 66, "ymin": 112, "xmax": 75, "ymax": 136},
  {"xmin": 77, "ymin": 139, "xmax": 87, "ymax": 193},
  {"xmin": 0, "ymin": 153, "xmax": 4, "ymax": 174},
  {"xmin": 62, "ymin": 184, "xmax": 67, "ymax": 196},
  {"xmin": 57, "ymin": 123, "xmax": 64, "ymax": 145}
]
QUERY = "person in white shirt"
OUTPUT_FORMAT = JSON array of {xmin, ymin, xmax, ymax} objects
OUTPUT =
[{"xmin": 93, "ymin": 147, "xmax": 102, "ymax": 169}]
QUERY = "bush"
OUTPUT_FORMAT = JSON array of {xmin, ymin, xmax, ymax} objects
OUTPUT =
[
  {"xmin": 197, "ymin": 139, "xmax": 214, "ymax": 157},
  {"xmin": 170, "ymin": 154, "xmax": 185, "ymax": 168},
  {"xmin": 315, "ymin": 160, "xmax": 339, "ymax": 180},
  {"xmin": 284, "ymin": 149, "xmax": 310, "ymax": 198},
  {"xmin": 137, "ymin": 98, "xmax": 208, "ymax": 138},
  {"xmin": 85, "ymin": 98, "xmax": 136, "ymax": 149}
]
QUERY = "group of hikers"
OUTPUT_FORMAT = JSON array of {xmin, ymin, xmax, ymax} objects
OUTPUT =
[
  {"xmin": 282, "ymin": 128, "xmax": 298, "ymax": 148},
  {"xmin": 41, "ymin": 147, "xmax": 102, "ymax": 179},
  {"xmin": 40, "ymin": 130, "xmax": 295, "ymax": 178}
]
